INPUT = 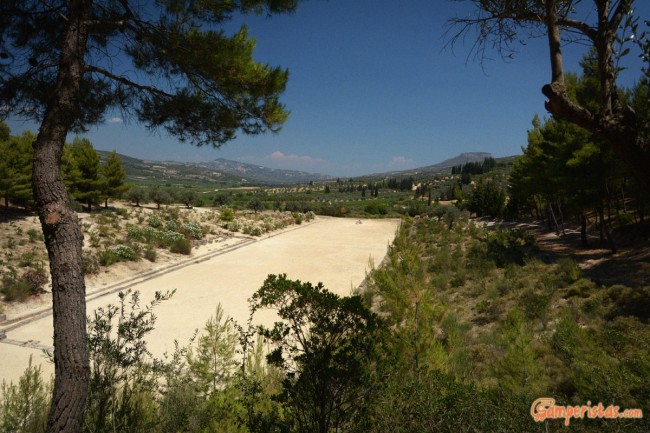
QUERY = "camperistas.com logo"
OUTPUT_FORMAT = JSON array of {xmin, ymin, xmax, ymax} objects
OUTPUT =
[{"xmin": 531, "ymin": 397, "xmax": 643, "ymax": 426}]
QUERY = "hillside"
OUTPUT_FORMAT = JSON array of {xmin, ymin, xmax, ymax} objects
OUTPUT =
[
  {"xmin": 97, "ymin": 151, "xmax": 333, "ymax": 186},
  {"xmin": 358, "ymin": 152, "xmax": 508, "ymax": 181}
]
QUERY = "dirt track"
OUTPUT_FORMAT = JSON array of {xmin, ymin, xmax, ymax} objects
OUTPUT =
[{"xmin": 0, "ymin": 216, "xmax": 400, "ymax": 384}]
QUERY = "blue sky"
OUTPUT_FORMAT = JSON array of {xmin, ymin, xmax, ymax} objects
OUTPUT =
[{"xmin": 7, "ymin": 0, "xmax": 650, "ymax": 177}]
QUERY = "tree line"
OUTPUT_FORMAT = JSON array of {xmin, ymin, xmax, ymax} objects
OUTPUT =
[
  {"xmin": 0, "ymin": 123, "xmax": 129, "ymax": 211},
  {"xmin": 508, "ymin": 53, "xmax": 650, "ymax": 251}
]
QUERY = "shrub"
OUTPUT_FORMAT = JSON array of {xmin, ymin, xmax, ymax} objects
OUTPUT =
[
  {"xmin": 219, "ymin": 207, "xmax": 235, "ymax": 222},
  {"xmin": 22, "ymin": 267, "xmax": 48, "ymax": 293},
  {"xmin": 250, "ymin": 226, "xmax": 264, "ymax": 236},
  {"xmin": 144, "ymin": 247, "xmax": 157, "ymax": 262},
  {"xmin": 26, "ymin": 228, "xmax": 44, "ymax": 243},
  {"xmin": 164, "ymin": 220, "xmax": 179, "ymax": 232},
  {"xmin": 1, "ymin": 273, "xmax": 34, "ymax": 302},
  {"xmin": 115, "ymin": 207, "xmax": 129, "ymax": 219},
  {"xmin": 148, "ymin": 215, "xmax": 162, "ymax": 228},
  {"xmin": 293, "ymin": 212, "xmax": 303, "ymax": 224},
  {"xmin": 226, "ymin": 221, "xmax": 240, "ymax": 232},
  {"xmin": 114, "ymin": 245, "xmax": 138, "ymax": 261},
  {"xmin": 555, "ymin": 257, "xmax": 581, "ymax": 285},
  {"xmin": 83, "ymin": 253, "xmax": 100, "ymax": 275},
  {"xmin": 213, "ymin": 194, "xmax": 230, "ymax": 207},
  {"xmin": 364, "ymin": 202, "xmax": 387, "ymax": 215},
  {"xmin": 170, "ymin": 238, "xmax": 192, "ymax": 255},
  {"xmin": 98, "ymin": 249, "xmax": 120, "ymax": 267},
  {"xmin": 0, "ymin": 357, "xmax": 51, "ymax": 433},
  {"xmin": 484, "ymin": 229, "xmax": 536, "ymax": 267},
  {"xmin": 18, "ymin": 251, "xmax": 37, "ymax": 268},
  {"xmin": 180, "ymin": 222, "xmax": 202, "ymax": 240}
]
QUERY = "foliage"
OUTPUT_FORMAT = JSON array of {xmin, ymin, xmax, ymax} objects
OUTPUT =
[
  {"xmin": 465, "ymin": 178, "xmax": 506, "ymax": 218},
  {"xmin": 247, "ymin": 198, "xmax": 265, "ymax": 214},
  {"xmin": 68, "ymin": 137, "xmax": 102, "ymax": 211},
  {"xmin": 187, "ymin": 304, "xmax": 239, "ymax": 396},
  {"xmin": 220, "ymin": 207, "xmax": 236, "ymax": 222},
  {"xmin": 1, "ymin": 265, "xmax": 48, "ymax": 302},
  {"xmin": 124, "ymin": 186, "xmax": 148, "ymax": 207},
  {"xmin": 251, "ymin": 274, "xmax": 381, "ymax": 433},
  {"xmin": 0, "ymin": 357, "xmax": 51, "ymax": 433},
  {"xmin": 484, "ymin": 228, "xmax": 537, "ymax": 267},
  {"xmin": 100, "ymin": 151, "xmax": 129, "ymax": 207},
  {"xmin": 364, "ymin": 201, "xmax": 387, "ymax": 215},
  {"xmin": 169, "ymin": 238, "xmax": 192, "ymax": 255},
  {"xmin": 0, "ymin": 129, "xmax": 34, "ymax": 209},
  {"xmin": 85, "ymin": 289, "xmax": 175, "ymax": 433},
  {"xmin": 147, "ymin": 215, "xmax": 162, "ymax": 229},
  {"xmin": 180, "ymin": 222, "xmax": 203, "ymax": 240}
]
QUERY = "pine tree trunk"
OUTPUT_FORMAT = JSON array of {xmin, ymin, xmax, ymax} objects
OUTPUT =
[{"xmin": 32, "ymin": 1, "xmax": 91, "ymax": 432}]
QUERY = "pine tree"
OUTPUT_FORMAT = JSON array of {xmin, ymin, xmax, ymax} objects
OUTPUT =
[
  {"xmin": 0, "ymin": 130, "xmax": 34, "ymax": 209},
  {"xmin": 69, "ymin": 137, "xmax": 102, "ymax": 211},
  {"xmin": 100, "ymin": 151, "xmax": 129, "ymax": 208},
  {"xmin": 1, "ymin": 2, "xmax": 297, "ymax": 429}
]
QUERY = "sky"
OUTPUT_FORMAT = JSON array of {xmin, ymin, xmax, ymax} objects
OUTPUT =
[{"xmin": 6, "ymin": 0, "xmax": 650, "ymax": 177}]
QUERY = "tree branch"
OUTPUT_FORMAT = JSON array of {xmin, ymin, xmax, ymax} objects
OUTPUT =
[{"xmin": 85, "ymin": 64, "xmax": 173, "ymax": 98}]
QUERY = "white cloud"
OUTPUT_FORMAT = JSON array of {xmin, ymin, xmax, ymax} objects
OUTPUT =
[
  {"xmin": 107, "ymin": 117, "xmax": 123, "ymax": 124},
  {"xmin": 387, "ymin": 156, "xmax": 414, "ymax": 168},
  {"xmin": 265, "ymin": 151, "xmax": 325, "ymax": 166}
]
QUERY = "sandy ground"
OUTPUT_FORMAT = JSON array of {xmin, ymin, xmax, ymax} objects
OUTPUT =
[{"xmin": 0, "ymin": 216, "xmax": 400, "ymax": 384}]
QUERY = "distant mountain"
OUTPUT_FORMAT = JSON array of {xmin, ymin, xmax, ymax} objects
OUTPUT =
[
  {"xmin": 359, "ymin": 152, "xmax": 495, "ymax": 180},
  {"xmin": 97, "ymin": 151, "xmax": 334, "ymax": 185},
  {"xmin": 199, "ymin": 158, "xmax": 334, "ymax": 184}
]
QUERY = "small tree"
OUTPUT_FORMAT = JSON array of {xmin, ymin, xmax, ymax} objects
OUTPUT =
[
  {"xmin": 248, "ymin": 198, "xmax": 265, "ymax": 214},
  {"xmin": 149, "ymin": 185, "xmax": 172, "ymax": 210},
  {"xmin": 100, "ymin": 151, "xmax": 129, "ymax": 208},
  {"xmin": 250, "ymin": 274, "xmax": 381, "ymax": 433},
  {"xmin": 124, "ymin": 186, "xmax": 148, "ymax": 207},
  {"xmin": 180, "ymin": 189, "xmax": 199, "ymax": 209},
  {"xmin": 0, "ymin": 129, "xmax": 34, "ymax": 209},
  {"xmin": 69, "ymin": 137, "xmax": 102, "ymax": 211}
]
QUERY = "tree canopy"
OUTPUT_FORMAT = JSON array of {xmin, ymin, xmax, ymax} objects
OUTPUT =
[
  {"xmin": 0, "ymin": 0, "xmax": 296, "ymax": 145},
  {"xmin": 448, "ymin": 0, "xmax": 650, "ymax": 194},
  {"xmin": 0, "ymin": 1, "xmax": 298, "ymax": 432}
]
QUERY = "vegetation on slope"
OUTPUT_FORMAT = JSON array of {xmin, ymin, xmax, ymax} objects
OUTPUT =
[{"xmin": 2, "ymin": 217, "xmax": 648, "ymax": 432}]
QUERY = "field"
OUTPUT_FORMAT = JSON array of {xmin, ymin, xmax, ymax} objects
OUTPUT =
[{"xmin": 0, "ymin": 214, "xmax": 400, "ymax": 384}]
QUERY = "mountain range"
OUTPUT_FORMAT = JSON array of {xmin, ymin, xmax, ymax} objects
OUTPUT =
[{"xmin": 98, "ymin": 150, "xmax": 510, "ymax": 186}]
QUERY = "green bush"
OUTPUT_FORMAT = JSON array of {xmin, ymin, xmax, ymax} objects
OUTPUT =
[
  {"xmin": 180, "ymin": 222, "xmax": 202, "ymax": 240},
  {"xmin": 0, "ymin": 357, "xmax": 51, "ymax": 433},
  {"xmin": 83, "ymin": 253, "xmax": 100, "ymax": 275},
  {"xmin": 26, "ymin": 228, "xmax": 44, "ymax": 243},
  {"xmin": 1, "ymin": 274, "xmax": 34, "ymax": 302},
  {"xmin": 98, "ymin": 249, "xmax": 120, "ymax": 267},
  {"xmin": 144, "ymin": 247, "xmax": 157, "ymax": 262},
  {"xmin": 484, "ymin": 229, "xmax": 536, "ymax": 267},
  {"xmin": 364, "ymin": 201, "xmax": 388, "ymax": 215},
  {"xmin": 170, "ymin": 238, "xmax": 192, "ymax": 255},
  {"xmin": 164, "ymin": 220, "xmax": 179, "ymax": 232},
  {"xmin": 226, "ymin": 221, "xmax": 240, "ymax": 232},
  {"xmin": 113, "ymin": 245, "xmax": 138, "ymax": 261},
  {"xmin": 219, "ymin": 207, "xmax": 235, "ymax": 221},
  {"xmin": 147, "ymin": 215, "xmax": 162, "ymax": 228}
]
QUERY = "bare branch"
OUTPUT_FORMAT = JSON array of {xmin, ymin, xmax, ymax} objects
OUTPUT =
[{"xmin": 37, "ymin": 0, "xmax": 68, "ymax": 22}]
